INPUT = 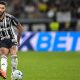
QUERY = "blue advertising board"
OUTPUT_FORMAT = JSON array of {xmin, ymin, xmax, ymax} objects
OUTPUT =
[{"xmin": 19, "ymin": 32, "xmax": 80, "ymax": 51}]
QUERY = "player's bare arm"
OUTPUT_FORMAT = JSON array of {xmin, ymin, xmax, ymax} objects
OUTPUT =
[{"xmin": 16, "ymin": 24, "xmax": 24, "ymax": 45}]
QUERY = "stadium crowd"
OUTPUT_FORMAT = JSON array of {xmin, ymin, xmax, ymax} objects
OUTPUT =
[{"xmin": 7, "ymin": 0, "xmax": 80, "ymax": 31}]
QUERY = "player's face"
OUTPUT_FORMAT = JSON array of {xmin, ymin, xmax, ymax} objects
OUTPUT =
[{"xmin": 0, "ymin": 4, "xmax": 6, "ymax": 16}]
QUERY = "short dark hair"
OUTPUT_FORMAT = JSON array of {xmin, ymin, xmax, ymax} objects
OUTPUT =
[{"xmin": 0, "ymin": 1, "xmax": 7, "ymax": 6}]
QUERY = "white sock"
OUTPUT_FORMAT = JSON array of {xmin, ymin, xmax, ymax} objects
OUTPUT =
[
  {"xmin": 11, "ymin": 55, "xmax": 18, "ymax": 72},
  {"xmin": 1, "ymin": 55, "xmax": 7, "ymax": 72}
]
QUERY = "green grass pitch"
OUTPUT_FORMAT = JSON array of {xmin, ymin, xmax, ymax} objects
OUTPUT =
[{"xmin": 0, "ymin": 51, "xmax": 80, "ymax": 80}]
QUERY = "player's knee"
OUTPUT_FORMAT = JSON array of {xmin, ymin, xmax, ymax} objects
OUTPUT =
[{"xmin": 0, "ymin": 48, "xmax": 9, "ymax": 55}]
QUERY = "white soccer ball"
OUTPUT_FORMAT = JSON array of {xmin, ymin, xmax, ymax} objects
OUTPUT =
[{"xmin": 11, "ymin": 70, "xmax": 23, "ymax": 80}]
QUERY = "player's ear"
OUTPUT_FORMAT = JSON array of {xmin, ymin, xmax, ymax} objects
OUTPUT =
[{"xmin": 5, "ymin": 6, "xmax": 6, "ymax": 11}]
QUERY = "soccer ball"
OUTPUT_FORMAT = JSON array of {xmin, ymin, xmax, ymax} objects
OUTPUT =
[{"xmin": 11, "ymin": 70, "xmax": 23, "ymax": 80}]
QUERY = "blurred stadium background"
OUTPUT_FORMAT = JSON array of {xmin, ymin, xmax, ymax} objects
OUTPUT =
[
  {"xmin": 1, "ymin": 0, "xmax": 80, "ymax": 80},
  {"xmin": 7, "ymin": 0, "xmax": 80, "ymax": 31}
]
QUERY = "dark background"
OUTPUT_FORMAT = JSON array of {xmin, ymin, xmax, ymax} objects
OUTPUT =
[{"xmin": 4, "ymin": 0, "xmax": 80, "ymax": 31}]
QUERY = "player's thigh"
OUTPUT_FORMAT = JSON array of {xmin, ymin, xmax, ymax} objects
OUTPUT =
[
  {"xmin": 0, "ymin": 47, "xmax": 9, "ymax": 55},
  {"xmin": 9, "ymin": 45, "xmax": 18, "ymax": 55}
]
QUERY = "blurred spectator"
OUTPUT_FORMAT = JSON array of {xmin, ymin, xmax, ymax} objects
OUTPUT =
[
  {"xmin": 57, "ymin": 11, "xmax": 71, "ymax": 22},
  {"xmin": 49, "ymin": 22, "xmax": 60, "ymax": 31}
]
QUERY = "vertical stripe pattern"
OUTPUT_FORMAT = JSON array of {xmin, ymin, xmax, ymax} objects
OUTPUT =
[{"xmin": 0, "ymin": 13, "xmax": 18, "ymax": 43}]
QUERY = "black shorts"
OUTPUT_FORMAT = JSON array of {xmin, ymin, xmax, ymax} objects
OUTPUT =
[{"xmin": 0, "ymin": 39, "xmax": 18, "ymax": 48}]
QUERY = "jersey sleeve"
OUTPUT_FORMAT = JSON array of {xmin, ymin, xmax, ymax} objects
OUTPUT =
[{"xmin": 11, "ymin": 16, "xmax": 20, "ymax": 27}]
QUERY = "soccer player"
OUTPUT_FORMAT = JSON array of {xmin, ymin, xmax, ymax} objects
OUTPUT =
[{"xmin": 0, "ymin": 1, "xmax": 23, "ymax": 79}]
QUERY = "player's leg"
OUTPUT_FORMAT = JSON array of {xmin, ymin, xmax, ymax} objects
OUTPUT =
[
  {"xmin": 10, "ymin": 45, "xmax": 18, "ymax": 80},
  {"xmin": 0, "ymin": 47, "xmax": 9, "ymax": 79},
  {"xmin": 9, "ymin": 45, "xmax": 18, "ymax": 72}
]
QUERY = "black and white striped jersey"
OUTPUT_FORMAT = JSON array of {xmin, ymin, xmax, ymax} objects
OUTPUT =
[{"xmin": 0, "ymin": 13, "xmax": 20, "ymax": 42}]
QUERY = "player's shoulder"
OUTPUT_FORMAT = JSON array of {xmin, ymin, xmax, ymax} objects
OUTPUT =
[{"xmin": 5, "ymin": 13, "xmax": 15, "ymax": 19}]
